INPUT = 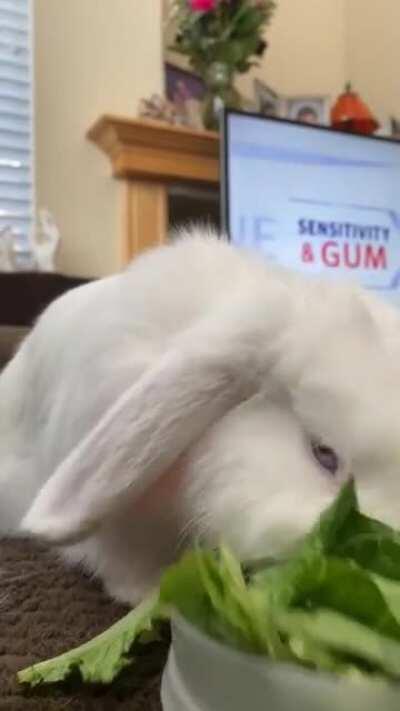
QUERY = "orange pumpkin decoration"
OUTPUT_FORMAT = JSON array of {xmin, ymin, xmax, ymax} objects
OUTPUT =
[{"xmin": 331, "ymin": 83, "xmax": 380, "ymax": 135}]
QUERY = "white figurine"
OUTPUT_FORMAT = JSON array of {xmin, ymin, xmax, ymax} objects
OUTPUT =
[
  {"xmin": 0, "ymin": 228, "xmax": 15, "ymax": 272},
  {"xmin": 32, "ymin": 209, "xmax": 60, "ymax": 272}
]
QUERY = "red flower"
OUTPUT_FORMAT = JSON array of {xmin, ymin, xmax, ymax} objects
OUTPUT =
[{"xmin": 189, "ymin": 0, "xmax": 217, "ymax": 11}]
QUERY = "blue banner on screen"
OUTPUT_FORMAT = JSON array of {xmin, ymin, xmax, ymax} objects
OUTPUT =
[{"xmin": 224, "ymin": 112, "xmax": 400, "ymax": 307}]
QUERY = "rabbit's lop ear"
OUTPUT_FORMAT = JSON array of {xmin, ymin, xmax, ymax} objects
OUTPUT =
[{"xmin": 22, "ymin": 286, "xmax": 290, "ymax": 545}]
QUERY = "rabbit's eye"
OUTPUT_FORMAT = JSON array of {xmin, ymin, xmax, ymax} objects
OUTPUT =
[{"xmin": 311, "ymin": 442, "xmax": 339, "ymax": 475}]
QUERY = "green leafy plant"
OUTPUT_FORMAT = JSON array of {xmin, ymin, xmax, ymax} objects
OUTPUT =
[
  {"xmin": 18, "ymin": 480, "xmax": 400, "ymax": 690},
  {"xmin": 169, "ymin": 0, "xmax": 276, "ymax": 76}
]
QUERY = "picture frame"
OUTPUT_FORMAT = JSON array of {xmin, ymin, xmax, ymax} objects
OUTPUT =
[
  {"xmin": 164, "ymin": 62, "xmax": 206, "ymax": 128},
  {"xmin": 390, "ymin": 117, "xmax": 400, "ymax": 140},
  {"xmin": 284, "ymin": 95, "xmax": 330, "ymax": 126},
  {"xmin": 165, "ymin": 62, "xmax": 206, "ymax": 104},
  {"xmin": 374, "ymin": 118, "xmax": 391, "ymax": 138},
  {"xmin": 254, "ymin": 79, "xmax": 284, "ymax": 118}
]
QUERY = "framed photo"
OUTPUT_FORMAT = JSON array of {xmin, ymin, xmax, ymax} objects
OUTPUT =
[
  {"xmin": 391, "ymin": 117, "xmax": 400, "ymax": 140},
  {"xmin": 374, "ymin": 118, "xmax": 391, "ymax": 138},
  {"xmin": 254, "ymin": 79, "xmax": 284, "ymax": 118},
  {"xmin": 165, "ymin": 62, "xmax": 205, "ymax": 104},
  {"xmin": 164, "ymin": 62, "xmax": 206, "ymax": 128},
  {"xmin": 284, "ymin": 95, "xmax": 330, "ymax": 126}
]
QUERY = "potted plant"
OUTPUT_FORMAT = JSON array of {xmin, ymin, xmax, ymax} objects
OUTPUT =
[{"xmin": 168, "ymin": 0, "xmax": 276, "ymax": 130}]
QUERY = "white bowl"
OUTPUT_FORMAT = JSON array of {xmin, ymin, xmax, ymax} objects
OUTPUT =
[{"xmin": 161, "ymin": 615, "xmax": 400, "ymax": 711}]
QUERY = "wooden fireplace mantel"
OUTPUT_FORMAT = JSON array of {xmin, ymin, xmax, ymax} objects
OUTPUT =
[
  {"xmin": 88, "ymin": 115, "xmax": 220, "ymax": 183},
  {"xmin": 87, "ymin": 116, "xmax": 220, "ymax": 263}
]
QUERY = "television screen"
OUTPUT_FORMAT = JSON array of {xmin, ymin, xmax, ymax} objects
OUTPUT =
[{"xmin": 222, "ymin": 110, "xmax": 400, "ymax": 307}]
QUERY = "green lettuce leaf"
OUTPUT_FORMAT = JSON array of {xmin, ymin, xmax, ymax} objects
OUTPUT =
[
  {"xmin": 160, "ymin": 546, "xmax": 289, "ymax": 659},
  {"xmin": 277, "ymin": 608, "xmax": 400, "ymax": 678},
  {"xmin": 18, "ymin": 591, "xmax": 160, "ymax": 687},
  {"xmin": 335, "ymin": 515, "xmax": 400, "ymax": 581},
  {"xmin": 306, "ymin": 478, "xmax": 400, "ymax": 580},
  {"xmin": 308, "ymin": 477, "xmax": 360, "ymax": 553},
  {"xmin": 372, "ymin": 575, "xmax": 400, "ymax": 624},
  {"xmin": 257, "ymin": 555, "xmax": 400, "ymax": 639}
]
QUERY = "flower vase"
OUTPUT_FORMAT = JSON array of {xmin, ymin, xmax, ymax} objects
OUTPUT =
[{"xmin": 202, "ymin": 62, "xmax": 242, "ymax": 132}]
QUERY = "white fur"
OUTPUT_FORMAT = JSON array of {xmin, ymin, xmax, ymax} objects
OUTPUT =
[{"xmin": 1, "ymin": 228, "xmax": 400, "ymax": 603}]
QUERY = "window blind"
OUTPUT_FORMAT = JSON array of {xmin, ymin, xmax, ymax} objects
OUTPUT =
[{"xmin": 0, "ymin": 0, "xmax": 33, "ymax": 261}]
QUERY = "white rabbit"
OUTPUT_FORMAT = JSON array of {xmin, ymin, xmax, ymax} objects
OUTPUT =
[{"xmin": 1, "ymin": 227, "xmax": 400, "ymax": 604}]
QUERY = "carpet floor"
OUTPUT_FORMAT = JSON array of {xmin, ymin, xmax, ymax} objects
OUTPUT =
[{"xmin": 0, "ymin": 539, "xmax": 166, "ymax": 710}]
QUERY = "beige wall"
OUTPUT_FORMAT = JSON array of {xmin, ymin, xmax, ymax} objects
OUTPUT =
[
  {"xmin": 34, "ymin": 0, "xmax": 163, "ymax": 277},
  {"xmin": 346, "ymin": 0, "xmax": 400, "ymax": 127},
  {"xmin": 239, "ymin": 0, "xmax": 346, "ymax": 101}
]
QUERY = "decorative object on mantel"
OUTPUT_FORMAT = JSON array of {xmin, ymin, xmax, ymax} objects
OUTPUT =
[
  {"xmin": 167, "ymin": 0, "xmax": 276, "ymax": 131},
  {"xmin": 285, "ymin": 94, "xmax": 330, "ymax": 126},
  {"xmin": 254, "ymin": 80, "xmax": 330, "ymax": 126},
  {"xmin": 138, "ymin": 93, "xmax": 179, "ymax": 125},
  {"xmin": 331, "ymin": 83, "xmax": 380, "ymax": 135},
  {"xmin": 254, "ymin": 79, "xmax": 282, "ymax": 117}
]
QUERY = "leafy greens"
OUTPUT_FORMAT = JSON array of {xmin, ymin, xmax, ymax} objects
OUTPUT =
[{"xmin": 18, "ymin": 479, "xmax": 400, "ymax": 690}]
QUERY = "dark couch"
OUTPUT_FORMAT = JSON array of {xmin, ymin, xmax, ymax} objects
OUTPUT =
[{"xmin": 0, "ymin": 272, "xmax": 90, "ymax": 368}]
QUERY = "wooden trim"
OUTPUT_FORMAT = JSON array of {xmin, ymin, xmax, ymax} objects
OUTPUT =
[
  {"xmin": 88, "ymin": 115, "xmax": 220, "ymax": 264},
  {"xmin": 87, "ymin": 115, "xmax": 220, "ymax": 184},
  {"xmin": 120, "ymin": 181, "xmax": 168, "ymax": 264}
]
